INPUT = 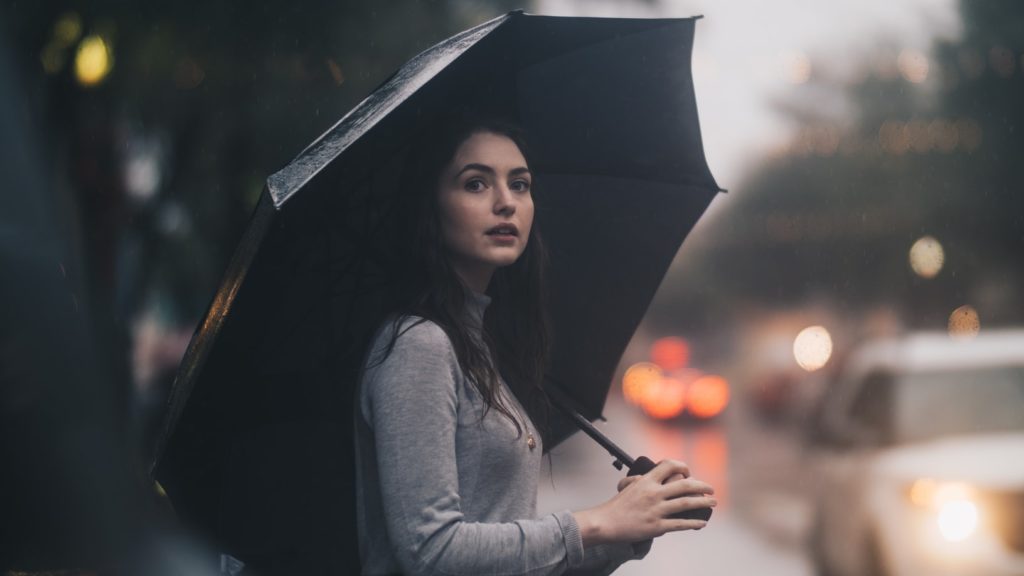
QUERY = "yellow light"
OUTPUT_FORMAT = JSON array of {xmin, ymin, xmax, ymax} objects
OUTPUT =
[
  {"xmin": 75, "ymin": 34, "xmax": 113, "ymax": 87},
  {"xmin": 908, "ymin": 235, "xmax": 944, "ymax": 278},
  {"xmin": 948, "ymin": 305, "xmax": 980, "ymax": 340},
  {"xmin": 938, "ymin": 499, "xmax": 979, "ymax": 542},
  {"xmin": 54, "ymin": 12, "xmax": 83, "ymax": 47},
  {"xmin": 793, "ymin": 325, "xmax": 832, "ymax": 372}
]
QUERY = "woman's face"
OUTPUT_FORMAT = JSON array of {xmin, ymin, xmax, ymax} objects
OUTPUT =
[{"xmin": 437, "ymin": 130, "xmax": 534, "ymax": 292}]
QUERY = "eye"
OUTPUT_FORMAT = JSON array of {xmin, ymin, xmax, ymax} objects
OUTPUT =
[
  {"xmin": 510, "ymin": 178, "xmax": 531, "ymax": 193},
  {"xmin": 464, "ymin": 178, "xmax": 486, "ymax": 192}
]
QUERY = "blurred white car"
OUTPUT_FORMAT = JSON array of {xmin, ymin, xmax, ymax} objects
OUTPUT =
[{"xmin": 806, "ymin": 330, "xmax": 1024, "ymax": 576}]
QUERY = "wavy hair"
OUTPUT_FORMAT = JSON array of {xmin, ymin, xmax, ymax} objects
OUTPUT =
[{"xmin": 381, "ymin": 113, "xmax": 552, "ymax": 440}]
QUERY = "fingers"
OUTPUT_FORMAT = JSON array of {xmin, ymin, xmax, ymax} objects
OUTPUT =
[
  {"xmin": 617, "ymin": 475, "xmax": 641, "ymax": 492},
  {"xmin": 663, "ymin": 518, "xmax": 709, "ymax": 532},
  {"xmin": 661, "ymin": 477, "xmax": 714, "ymax": 499},
  {"xmin": 648, "ymin": 459, "xmax": 691, "ymax": 483},
  {"xmin": 664, "ymin": 494, "xmax": 718, "ymax": 515}
]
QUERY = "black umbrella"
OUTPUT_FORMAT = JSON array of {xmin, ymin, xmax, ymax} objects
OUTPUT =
[{"xmin": 153, "ymin": 10, "xmax": 722, "ymax": 575}]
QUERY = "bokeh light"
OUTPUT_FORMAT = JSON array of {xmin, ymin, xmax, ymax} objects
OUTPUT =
[
  {"xmin": 40, "ymin": 12, "xmax": 83, "ymax": 75},
  {"xmin": 948, "ymin": 305, "xmax": 980, "ymax": 339},
  {"xmin": 897, "ymin": 49, "xmax": 929, "ymax": 83},
  {"xmin": 879, "ymin": 121, "xmax": 911, "ymax": 155},
  {"xmin": 54, "ymin": 12, "xmax": 83, "ymax": 46},
  {"xmin": 40, "ymin": 44, "xmax": 65, "ymax": 75},
  {"xmin": 641, "ymin": 376, "xmax": 687, "ymax": 420},
  {"xmin": 908, "ymin": 235, "xmax": 944, "ymax": 278},
  {"xmin": 75, "ymin": 34, "xmax": 113, "ymax": 87},
  {"xmin": 686, "ymin": 375, "xmax": 730, "ymax": 419},
  {"xmin": 622, "ymin": 362, "xmax": 662, "ymax": 406},
  {"xmin": 908, "ymin": 478, "xmax": 939, "ymax": 507},
  {"xmin": 793, "ymin": 325, "xmax": 833, "ymax": 371},
  {"xmin": 938, "ymin": 499, "xmax": 979, "ymax": 542},
  {"xmin": 650, "ymin": 337, "xmax": 690, "ymax": 371},
  {"xmin": 929, "ymin": 119, "xmax": 958, "ymax": 152}
]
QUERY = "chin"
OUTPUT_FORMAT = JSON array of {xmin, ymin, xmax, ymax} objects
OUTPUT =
[{"xmin": 488, "ymin": 249, "xmax": 526, "ymax": 268}]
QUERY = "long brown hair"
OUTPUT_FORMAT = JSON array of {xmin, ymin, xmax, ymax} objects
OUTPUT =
[{"xmin": 381, "ymin": 113, "xmax": 552, "ymax": 439}]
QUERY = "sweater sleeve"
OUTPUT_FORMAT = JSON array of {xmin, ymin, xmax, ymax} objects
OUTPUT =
[
  {"xmin": 568, "ymin": 540, "xmax": 652, "ymax": 575},
  {"xmin": 362, "ymin": 320, "xmax": 585, "ymax": 576}
]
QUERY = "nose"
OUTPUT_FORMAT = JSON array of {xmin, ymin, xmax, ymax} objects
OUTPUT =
[{"xmin": 493, "ymin": 184, "xmax": 516, "ymax": 216}]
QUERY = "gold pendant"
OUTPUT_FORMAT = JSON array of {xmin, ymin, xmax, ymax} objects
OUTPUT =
[{"xmin": 527, "ymin": 433, "xmax": 536, "ymax": 450}]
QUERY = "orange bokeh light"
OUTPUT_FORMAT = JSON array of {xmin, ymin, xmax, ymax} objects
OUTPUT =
[
  {"xmin": 686, "ymin": 375, "xmax": 730, "ymax": 419},
  {"xmin": 622, "ymin": 362, "xmax": 663, "ymax": 405},
  {"xmin": 651, "ymin": 337, "xmax": 690, "ymax": 371},
  {"xmin": 641, "ymin": 376, "xmax": 688, "ymax": 420}
]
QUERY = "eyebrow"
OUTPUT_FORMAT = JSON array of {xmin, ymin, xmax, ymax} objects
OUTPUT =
[{"xmin": 455, "ymin": 163, "xmax": 532, "ymax": 178}]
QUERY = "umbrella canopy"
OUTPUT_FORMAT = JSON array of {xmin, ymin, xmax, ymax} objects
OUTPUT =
[{"xmin": 154, "ymin": 10, "xmax": 721, "ymax": 574}]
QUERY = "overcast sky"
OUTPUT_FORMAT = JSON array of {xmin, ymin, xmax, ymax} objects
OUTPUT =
[{"xmin": 535, "ymin": 0, "xmax": 961, "ymax": 191}]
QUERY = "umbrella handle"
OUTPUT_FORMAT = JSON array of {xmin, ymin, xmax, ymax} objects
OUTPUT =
[{"xmin": 626, "ymin": 456, "xmax": 714, "ymax": 522}]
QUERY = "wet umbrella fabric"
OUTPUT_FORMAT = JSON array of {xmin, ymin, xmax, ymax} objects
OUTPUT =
[{"xmin": 153, "ymin": 11, "xmax": 721, "ymax": 575}]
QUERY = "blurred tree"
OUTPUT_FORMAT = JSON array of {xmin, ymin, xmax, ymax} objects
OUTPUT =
[{"xmin": 650, "ymin": 0, "xmax": 1024, "ymax": 346}]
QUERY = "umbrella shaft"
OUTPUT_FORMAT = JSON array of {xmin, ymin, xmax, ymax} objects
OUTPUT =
[{"xmin": 554, "ymin": 399, "xmax": 635, "ymax": 469}]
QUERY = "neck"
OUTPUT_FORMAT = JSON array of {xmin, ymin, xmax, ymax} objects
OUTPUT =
[{"xmin": 451, "ymin": 262, "xmax": 494, "ymax": 294}]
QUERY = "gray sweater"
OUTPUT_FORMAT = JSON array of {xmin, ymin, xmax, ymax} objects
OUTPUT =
[{"xmin": 354, "ymin": 291, "xmax": 648, "ymax": 575}]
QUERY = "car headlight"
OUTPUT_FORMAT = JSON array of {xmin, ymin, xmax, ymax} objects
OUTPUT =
[{"xmin": 906, "ymin": 479, "xmax": 980, "ymax": 542}]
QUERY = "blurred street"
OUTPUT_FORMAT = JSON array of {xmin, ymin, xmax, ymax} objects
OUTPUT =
[
  {"xmin": 539, "ymin": 394, "xmax": 813, "ymax": 575},
  {"xmin": 5, "ymin": 1, "xmax": 1024, "ymax": 573}
]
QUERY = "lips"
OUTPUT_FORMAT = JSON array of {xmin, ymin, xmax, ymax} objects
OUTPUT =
[{"xmin": 485, "ymin": 223, "xmax": 519, "ymax": 236}]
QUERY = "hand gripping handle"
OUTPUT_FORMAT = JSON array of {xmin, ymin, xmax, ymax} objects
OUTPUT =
[{"xmin": 626, "ymin": 456, "xmax": 714, "ymax": 522}]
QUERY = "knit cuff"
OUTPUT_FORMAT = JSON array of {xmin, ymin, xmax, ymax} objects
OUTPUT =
[{"xmin": 554, "ymin": 510, "xmax": 585, "ymax": 568}]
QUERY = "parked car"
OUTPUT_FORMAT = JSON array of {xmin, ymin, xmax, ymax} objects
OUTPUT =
[{"xmin": 805, "ymin": 330, "xmax": 1024, "ymax": 576}]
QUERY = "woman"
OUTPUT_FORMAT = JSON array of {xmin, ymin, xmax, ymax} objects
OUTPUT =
[{"xmin": 353, "ymin": 116, "xmax": 716, "ymax": 576}]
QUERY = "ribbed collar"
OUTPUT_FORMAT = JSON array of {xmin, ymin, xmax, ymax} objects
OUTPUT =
[{"xmin": 463, "ymin": 290, "xmax": 492, "ymax": 336}]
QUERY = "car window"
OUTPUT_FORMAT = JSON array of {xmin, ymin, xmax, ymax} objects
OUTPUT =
[{"xmin": 894, "ymin": 365, "xmax": 1024, "ymax": 444}]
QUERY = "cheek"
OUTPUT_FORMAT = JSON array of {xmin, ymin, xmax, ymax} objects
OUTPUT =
[
  {"xmin": 521, "ymin": 199, "xmax": 535, "ymax": 236},
  {"xmin": 438, "ymin": 198, "xmax": 476, "ymax": 244}
]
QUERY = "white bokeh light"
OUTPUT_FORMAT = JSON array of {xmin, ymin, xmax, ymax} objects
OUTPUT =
[
  {"xmin": 938, "ymin": 499, "xmax": 979, "ymax": 542},
  {"xmin": 909, "ymin": 235, "xmax": 944, "ymax": 278},
  {"xmin": 793, "ymin": 325, "xmax": 833, "ymax": 371}
]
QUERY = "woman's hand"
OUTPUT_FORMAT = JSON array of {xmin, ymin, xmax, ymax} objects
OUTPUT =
[{"xmin": 573, "ymin": 459, "xmax": 716, "ymax": 547}]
